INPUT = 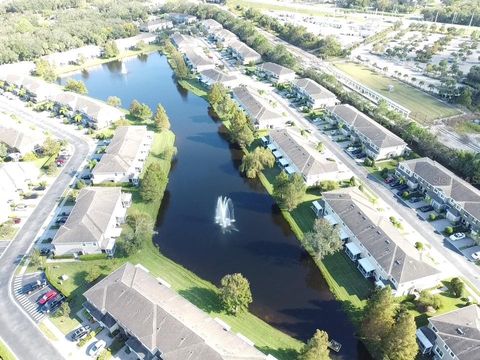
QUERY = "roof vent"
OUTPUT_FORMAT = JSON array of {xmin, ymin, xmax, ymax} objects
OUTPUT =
[
  {"xmin": 395, "ymin": 260, "xmax": 401, "ymax": 265},
  {"xmin": 457, "ymin": 328, "xmax": 465, "ymax": 335},
  {"xmin": 385, "ymin": 239, "xmax": 390, "ymax": 244}
]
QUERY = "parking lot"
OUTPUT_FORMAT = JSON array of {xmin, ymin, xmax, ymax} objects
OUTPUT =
[{"xmin": 13, "ymin": 272, "xmax": 61, "ymax": 323}]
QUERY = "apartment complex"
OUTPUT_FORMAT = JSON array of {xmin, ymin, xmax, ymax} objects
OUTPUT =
[
  {"xmin": 396, "ymin": 158, "xmax": 480, "ymax": 233},
  {"xmin": 52, "ymin": 187, "xmax": 131, "ymax": 256},
  {"xmin": 292, "ymin": 78, "xmax": 338, "ymax": 109},
  {"xmin": 198, "ymin": 68, "xmax": 238, "ymax": 88},
  {"xmin": 257, "ymin": 62, "xmax": 296, "ymax": 84},
  {"xmin": 84, "ymin": 263, "xmax": 271, "ymax": 360},
  {"xmin": 0, "ymin": 118, "xmax": 45, "ymax": 156},
  {"xmin": 327, "ymin": 104, "xmax": 407, "ymax": 160},
  {"xmin": 319, "ymin": 188, "xmax": 440, "ymax": 295},
  {"xmin": 91, "ymin": 126, "xmax": 153, "ymax": 185},
  {"xmin": 228, "ymin": 40, "xmax": 262, "ymax": 65}
]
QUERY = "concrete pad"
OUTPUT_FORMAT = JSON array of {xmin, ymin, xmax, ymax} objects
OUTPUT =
[
  {"xmin": 447, "ymin": 237, "xmax": 476, "ymax": 251},
  {"xmin": 463, "ymin": 246, "xmax": 480, "ymax": 262},
  {"xmin": 430, "ymin": 219, "xmax": 452, "ymax": 233}
]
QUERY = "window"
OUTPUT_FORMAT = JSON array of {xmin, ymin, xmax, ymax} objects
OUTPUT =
[
  {"xmin": 432, "ymin": 326, "xmax": 438, "ymax": 333},
  {"xmin": 444, "ymin": 344, "xmax": 449, "ymax": 350},
  {"xmin": 450, "ymin": 352, "xmax": 455, "ymax": 358},
  {"xmin": 435, "ymin": 347, "xmax": 444, "ymax": 358}
]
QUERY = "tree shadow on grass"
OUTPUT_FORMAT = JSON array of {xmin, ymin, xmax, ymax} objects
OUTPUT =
[
  {"xmin": 178, "ymin": 286, "xmax": 223, "ymax": 314},
  {"xmin": 256, "ymin": 346, "xmax": 300, "ymax": 360}
]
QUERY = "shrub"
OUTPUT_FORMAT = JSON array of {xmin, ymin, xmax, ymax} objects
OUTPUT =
[
  {"xmin": 364, "ymin": 158, "xmax": 373, "ymax": 167},
  {"xmin": 22, "ymin": 152, "xmax": 37, "ymax": 161},
  {"xmin": 79, "ymin": 253, "xmax": 108, "ymax": 261},
  {"xmin": 428, "ymin": 213, "xmax": 437, "ymax": 221},
  {"xmin": 402, "ymin": 191, "xmax": 409, "ymax": 199},
  {"xmin": 418, "ymin": 290, "xmax": 442, "ymax": 311},
  {"xmin": 450, "ymin": 277, "xmax": 464, "ymax": 298},
  {"xmin": 415, "ymin": 242, "xmax": 424, "ymax": 251},
  {"xmin": 444, "ymin": 226, "xmax": 454, "ymax": 235}
]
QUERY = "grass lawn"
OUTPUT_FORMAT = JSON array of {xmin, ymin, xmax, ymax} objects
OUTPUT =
[
  {"xmin": 178, "ymin": 79, "xmax": 209, "ymax": 99},
  {"xmin": 46, "ymin": 129, "xmax": 303, "ymax": 359},
  {"xmin": 38, "ymin": 321, "xmax": 58, "ymax": 341},
  {"xmin": 333, "ymin": 62, "xmax": 460, "ymax": 124},
  {"xmin": 0, "ymin": 339, "xmax": 16, "ymax": 360},
  {"xmin": 455, "ymin": 121, "xmax": 480, "ymax": 134}
]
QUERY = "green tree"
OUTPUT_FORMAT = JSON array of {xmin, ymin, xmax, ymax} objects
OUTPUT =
[
  {"xmin": 208, "ymin": 83, "xmax": 227, "ymax": 105},
  {"xmin": 0, "ymin": 143, "xmax": 7, "ymax": 159},
  {"xmin": 316, "ymin": 142, "xmax": 324, "ymax": 153},
  {"xmin": 140, "ymin": 162, "xmax": 167, "ymax": 202},
  {"xmin": 418, "ymin": 290, "xmax": 442, "ymax": 310},
  {"xmin": 457, "ymin": 87, "xmax": 473, "ymax": 107},
  {"xmin": 126, "ymin": 209, "xmax": 153, "ymax": 243},
  {"xmin": 44, "ymin": 161, "xmax": 57, "ymax": 176},
  {"xmin": 54, "ymin": 301, "xmax": 71, "ymax": 318},
  {"xmin": 360, "ymin": 287, "xmax": 397, "ymax": 351},
  {"xmin": 42, "ymin": 137, "xmax": 61, "ymax": 156},
  {"xmin": 85, "ymin": 266, "xmax": 101, "ymax": 283},
  {"xmin": 273, "ymin": 172, "xmax": 306, "ymax": 210},
  {"xmin": 129, "ymin": 100, "xmax": 152, "ymax": 121},
  {"xmin": 239, "ymin": 147, "xmax": 275, "ymax": 178},
  {"xmin": 33, "ymin": 59, "xmax": 57, "ymax": 82},
  {"xmin": 64, "ymin": 79, "xmax": 88, "ymax": 94},
  {"xmin": 102, "ymin": 40, "xmax": 120, "ymax": 58},
  {"xmin": 304, "ymin": 218, "xmax": 343, "ymax": 261},
  {"xmin": 299, "ymin": 329, "xmax": 331, "ymax": 360},
  {"xmin": 154, "ymin": 104, "xmax": 170, "ymax": 130},
  {"xmin": 229, "ymin": 110, "xmax": 254, "ymax": 148},
  {"xmin": 107, "ymin": 96, "xmax": 121, "ymax": 108},
  {"xmin": 219, "ymin": 273, "xmax": 253, "ymax": 315},
  {"xmin": 450, "ymin": 277, "xmax": 464, "ymax": 298},
  {"xmin": 30, "ymin": 249, "xmax": 43, "ymax": 268},
  {"xmin": 382, "ymin": 311, "xmax": 418, "ymax": 360}
]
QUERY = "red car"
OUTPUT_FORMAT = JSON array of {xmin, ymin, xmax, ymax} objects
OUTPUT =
[{"xmin": 38, "ymin": 290, "xmax": 57, "ymax": 305}]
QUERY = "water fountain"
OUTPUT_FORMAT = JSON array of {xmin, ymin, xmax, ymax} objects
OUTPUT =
[
  {"xmin": 120, "ymin": 62, "xmax": 128, "ymax": 75},
  {"xmin": 215, "ymin": 196, "xmax": 236, "ymax": 231}
]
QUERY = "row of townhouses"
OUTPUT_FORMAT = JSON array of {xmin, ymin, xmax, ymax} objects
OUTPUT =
[
  {"xmin": 267, "ymin": 129, "xmax": 351, "ymax": 186},
  {"xmin": 396, "ymin": 157, "xmax": 480, "ymax": 234},
  {"xmin": 231, "ymin": 86, "xmax": 283, "ymax": 129},
  {"xmin": 0, "ymin": 116, "xmax": 45, "ymax": 157},
  {"xmin": 256, "ymin": 62, "xmax": 296, "ymax": 84},
  {"xmin": 317, "ymin": 187, "xmax": 441, "ymax": 296},
  {"xmin": 327, "ymin": 104, "xmax": 407, "ymax": 160},
  {"xmin": 83, "ymin": 263, "xmax": 273, "ymax": 360},
  {"xmin": 0, "ymin": 73, "xmax": 124, "ymax": 129}
]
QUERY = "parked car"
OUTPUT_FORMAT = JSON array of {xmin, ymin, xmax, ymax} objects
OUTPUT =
[
  {"xmin": 419, "ymin": 205, "xmax": 434, "ymax": 212},
  {"xmin": 38, "ymin": 290, "xmax": 57, "ymax": 305},
  {"xmin": 449, "ymin": 232, "xmax": 465, "ymax": 241},
  {"xmin": 396, "ymin": 184, "xmax": 409, "ymax": 192},
  {"xmin": 384, "ymin": 177, "xmax": 395, "ymax": 184},
  {"xmin": 408, "ymin": 197, "xmax": 423, "ymax": 203},
  {"xmin": 40, "ymin": 248, "xmax": 50, "ymax": 256},
  {"xmin": 389, "ymin": 181, "xmax": 399, "ymax": 188},
  {"xmin": 472, "ymin": 251, "xmax": 480, "ymax": 261},
  {"xmin": 23, "ymin": 279, "xmax": 47, "ymax": 295},
  {"xmin": 72, "ymin": 325, "xmax": 91, "ymax": 341},
  {"xmin": 41, "ymin": 294, "xmax": 65, "ymax": 313},
  {"xmin": 88, "ymin": 340, "xmax": 106, "ymax": 357},
  {"xmin": 15, "ymin": 204, "xmax": 28, "ymax": 211},
  {"xmin": 80, "ymin": 174, "xmax": 91, "ymax": 180},
  {"xmin": 351, "ymin": 149, "xmax": 362, "ymax": 155},
  {"xmin": 23, "ymin": 193, "xmax": 39, "ymax": 200},
  {"xmin": 12, "ymin": 217, "xmax": 21, "ymax": 224},
  {"xmin": 355, "ymin": 153, "xmax": 365, "ymax": 159},
  {"xmin": 55, "ymin": 216, "xmax": 68, "ymax": 224}
]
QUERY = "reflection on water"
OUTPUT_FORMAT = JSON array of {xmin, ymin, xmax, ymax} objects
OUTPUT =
[{"xmin": 60, "ymin": 52, "xmax": 370, "ymax": 360}]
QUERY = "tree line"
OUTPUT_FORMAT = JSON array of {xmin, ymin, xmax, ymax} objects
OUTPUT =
[
  {"xmin": 241, "ymin": 8, "xmax": 345, "ymax": 59},
  {"xmin": 336, "ymin": 0, "xmax": 421, "ymax": 13},
  {"xmin": 422, "ymin": 0, "xmax": 480, "ymax": 27},
  {"xmin": 159, "ymin": 2, "xmax": 298, "ymax": 69},
  {"xmin": 0, "ymin": 0, "xmax": 147, "ymax": 64}
]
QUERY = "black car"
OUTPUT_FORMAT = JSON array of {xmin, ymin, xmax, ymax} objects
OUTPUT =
[
  {"xmin": 71, "ymin": 325, "xmax": 91, "ymax": 341},
  {"xmin": 80, "ymin": 174, "xmax": 91, "ymax": 180},
  {"xmin": 40, "ymin": 248, "xmax": 50, "ymax": 256},
  {"xmin": 41, "ymin": 294, "xmax": 65, "ymax": 314},
  {"xmin": 419, "ymin": 205, "xmax": 434, "ymax": 212},
  {"xmin": 23, "ymin": 279, "xmax": 47, "ymax": 295},
  {"xmin": 397, "ymin": 184, "xmax": 409, "ymax": 192},
  {"xmin": 23, "ymin": 193, "xmax": 39, "ymax": 200},
  {"xmin": 409, "ymin": 197, "xmax": 423, "ymax": 203},
  {"xmin": 351, "ymin": 149, "xmax": 362, "ymax": 155}
]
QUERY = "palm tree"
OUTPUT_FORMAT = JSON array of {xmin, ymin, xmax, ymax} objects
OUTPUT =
[
  {"xmin": 73, "ymin": 114, "xmax": 83, "ymax": 124},
  {"xmin": 43, "ymin": 101, "xmax": 54, "ymax": 112},
  {"xmin": 18, "ymin": 88, "xmax": 27, "ymax": 98},
  {"xmin": 58, "ymin": 106, "xmax": 69, "ymax": 117}
]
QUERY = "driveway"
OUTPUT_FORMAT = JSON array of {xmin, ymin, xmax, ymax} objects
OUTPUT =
[{"xmin": 0, "ymin": 95, "xmax": 90, "ymax": 360}]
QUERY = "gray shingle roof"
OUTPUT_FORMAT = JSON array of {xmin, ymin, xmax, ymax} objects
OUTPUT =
[
  {"xmin": 292, "ymin": 78, "xmax": 336, "ymax": 102},
  {"xmin": 183, "ymin": 48, "xmax": 215, "ymax": 68},
  {"xmin": 328, "ymin": 104, "xmax": 406, "ymax": 149},
  {"xmin": 232, "ymin": 86, "xmax": 281, "ymax": 124},
  {"xmin": 257, "ymin": 62, "xmax": 295, "ymax": 77},
  {"xmin": 52, "ymin": 187, "xmax": 122, "ymax": 245},
  {"xmin": 213, "ymin": 29, "xmax": 237, "ymax": 42},
  {"xmin": 322, "ymin": 188, "xmax": 439, "ymax": 286},
  {"xmin": 200, "ymin": 19, "xmax": 223, "ymax": 31},
  {"xmin": 84, "ymin": 263, "xmax": 267, "ymax": 360},
  {"xmin": 400, "ymin": 157, "xmax": 480, "ymax": 220},
  {"xmin": 92, "ymin": 126, "xmax": 150, "ymax": 175},
  {"xmin": 0, "ymin": 123, "xmax": 44, "ymax": 154},
  {"xmin": 270, "ymin": 129, "xmax": 338, "ymax": 178},
  {"xmin": 429, "ymin": 305, "xmax": 480, "ymax": 360},
  {"xmin": 228, "ymin": 40, "xmax": 261, "ymax": 60},
  {"xmin": 199, "ymin": 69, "xmax": 236, "ymax": 84}
]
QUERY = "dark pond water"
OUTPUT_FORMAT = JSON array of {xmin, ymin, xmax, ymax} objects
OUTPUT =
[{"xmin": 61, "ymin": 52, "xmax": 370, "ymax": 359}]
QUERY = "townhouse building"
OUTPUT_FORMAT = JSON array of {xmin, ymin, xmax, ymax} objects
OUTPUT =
[
  {"xmin": 319, "ymin": 188, "xmax": 441, "ymax": 296},
  {"xmin": 227, "ymin": 40, "xmax": 262, "ymax": 65},
  {"xmin": 396, "ymin": 157, "xmax": 480, "ymax": 233},
  {"xmin": 416, "ymin": 305, "xmax": 480, "ymax": 359},
  {"xmin": 140, "ymin": 18, "xmax": 173, "ymax": 32},
  {"xmin": 198, "ymin": 68, "xmax": 238, "ymax": 88},
  {"xmin": 199, "ymin": 18, "xmax": 223, "ymax": 33},
  {"xmin": 52, "ymin": 187, "xmax": 131, "ymax": 256},
  {"xmin": 210, "ymin": 28, "xmax": 238, "ymax": 47},
  {"xmin": 257, "ymin": 62, "xmax": 296, "ymax": 84},
  {"xmin": 291, "ymin": 78, "xmax": 338, "ymax": 109},
  {"xmin": 327, "ymin": 104, "xmax": 407, "ymax": 160},
  {"xmin": 183, "ymin": 48, "xmax": 216, "ymax": 72},
  {"xmin": 91, "ymin": 126, "xmax": 153, "ymax": 185}
]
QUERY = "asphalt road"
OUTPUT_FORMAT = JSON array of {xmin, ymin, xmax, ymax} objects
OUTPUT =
[{"xmin": 0, "ymin": 96, "xmax": 90, "ymax": 360}]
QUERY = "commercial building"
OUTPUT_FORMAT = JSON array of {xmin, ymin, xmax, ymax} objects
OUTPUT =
[
  {"xmin": 52, "ymin": 187, "xmax": 131, "ymax": 256},
  {"xmin": 91, "ymin": 126, "xmax": 153, "ymax": 185},
  {"xmin": 396, "ymin": 158, "xmax": 480, "ymax": 233},
  {"xmin": 327, "ymin": 104, "xmax": 407, "ymax": 160},
  {"xmin": 319, "ymin": 187, "xmax": 441, "ymax": 296},
  {"xmin": 416, "ymin": 305, "xmax": 480, "ymax": 359},
  {"xmin": 291, "ymin": 78, "xmax": 338, "ymax": 109}
]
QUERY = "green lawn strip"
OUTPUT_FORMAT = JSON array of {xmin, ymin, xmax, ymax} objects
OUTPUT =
[
  {"xmin": 46, "ymin": 129, "xmax": 303, "ymax": 359},
  {"xmin": 0, "ymin": 339, "xmax": 16, "ymax": 360},
  {"xmin": 38, "ymin": 321, "xmax": 58, "ymax": 341},
  {"xmin": 178, "ymin": 79, "xmax": 209, "ymax": 99},
  {"xmin": 332, "ymin": 62, "xmax": 460, "ymax": 123},
  {"xmin": 56, "ymin": 45, "xmax": 163, "ymax": 76}
]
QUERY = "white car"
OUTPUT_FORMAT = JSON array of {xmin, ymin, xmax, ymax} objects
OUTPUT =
[
  {"xmin": 449, "ymin": 232, "xmax": 465, "ymax": 241},
  {"xmin": 472, "ymin": 252, "xmax": 480, "ymax": 261},
  {"xmin": 88, "ymin": 340, "xmax": 106, "ymax": 357}
]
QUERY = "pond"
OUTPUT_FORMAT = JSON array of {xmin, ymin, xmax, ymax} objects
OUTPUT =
[{"xmin": 60, "ymin": 52, "xmax": 370, "ymax": 359}]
